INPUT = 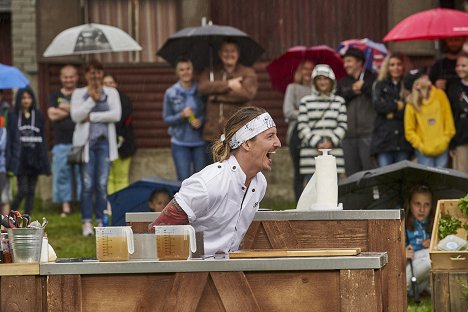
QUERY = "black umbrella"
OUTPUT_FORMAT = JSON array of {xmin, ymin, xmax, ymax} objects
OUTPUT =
[
  {"xmin": 339, "ymin": 160, "xmax": 468, "ymax": 210},
  {"xmin": 156, "ymin": 24, "xmax": 264, "ymax": 71}
]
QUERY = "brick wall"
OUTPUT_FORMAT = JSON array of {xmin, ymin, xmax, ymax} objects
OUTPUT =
[{"xmin": 11, "ymin": 0, "xmax": 37, "ymax": 91}]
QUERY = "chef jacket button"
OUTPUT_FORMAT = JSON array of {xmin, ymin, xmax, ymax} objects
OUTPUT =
[
  {"xmin": 252, "ymin": 189, "xmax": 255, "ymax": 192},
  {"xmin": 232, "ymin": 165, "xmax": 236, "ymax": 171},
  {"xmin": 242, "ymin": 187, "xmax": 246, "ymax": 190},
  {"xmin": 218, "ymin": 165, "xmax": 221, "ymax": 168}
]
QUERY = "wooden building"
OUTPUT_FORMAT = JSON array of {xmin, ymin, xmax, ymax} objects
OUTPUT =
[{"xmin": 34, "ymin": 0, "xmax": 440, "ymax": 149}]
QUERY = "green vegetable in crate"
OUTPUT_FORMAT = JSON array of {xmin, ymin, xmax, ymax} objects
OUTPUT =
[
  {"xmin": 459, "ymin": 193, "xmax": 468, "ymax": 216},
  {"xmin": 438, "ymin": 214, "xmax": 462, "ymax": 239}
]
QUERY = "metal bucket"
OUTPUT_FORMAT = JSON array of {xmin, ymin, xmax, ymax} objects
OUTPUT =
[{"xmin": 7, "ymin": 228, "xmax": 44, "ymax": 263}]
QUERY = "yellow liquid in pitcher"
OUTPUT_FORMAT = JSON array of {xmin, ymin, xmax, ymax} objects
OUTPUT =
[
  {"xmin": 156, "ymin": 235, "xmax": 189, "ymax": 260},
  {"xmin": 96, "ymin": 235, "xmax": 129, "ymax": 261}
]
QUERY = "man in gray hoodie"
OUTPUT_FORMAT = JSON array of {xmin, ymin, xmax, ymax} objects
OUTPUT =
[{"xmin": 336, "ymin": 47, "xmax": 377, "ymax": 176}]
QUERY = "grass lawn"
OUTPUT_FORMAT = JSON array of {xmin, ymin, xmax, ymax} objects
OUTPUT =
[{"xmin": 27, "ymin": 202, "xmax": 431, "ymax": 311}]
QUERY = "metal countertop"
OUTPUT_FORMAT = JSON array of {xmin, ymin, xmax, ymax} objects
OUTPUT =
[
  {"xmin": 126, "ymin": 209, "xmax": 402, "ymax": 223},
  {"xmin": 40, "ymin": 252, "xmax": 387, "ymax": 275}
]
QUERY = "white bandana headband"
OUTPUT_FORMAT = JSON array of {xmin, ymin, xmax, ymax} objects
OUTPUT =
[{"xmin": 229, "ymin": 112, "xmax": 276, "ymax": 149}]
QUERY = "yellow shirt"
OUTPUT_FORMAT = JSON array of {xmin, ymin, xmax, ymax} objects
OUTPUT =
[{"xmin": 404, "ymin": 87, "xmax": 455, "ymax": 156}]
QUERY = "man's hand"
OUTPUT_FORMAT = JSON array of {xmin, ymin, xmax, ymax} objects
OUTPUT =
[
  {"xmin": 228, "ymin": 77, "xmax": 243, "ymax": 92},
  {"xmin": 88, "ymin": 86, "xmax": 101, "ymax": 102},
  {"xmin": 190, "ymin": 118, "xmax": 202, "ymax": 129},
  {"xmin": 180, "ymin": 106, "xmax": 193, "ymax": 118},
  {"xmin": 352, "ymin": 80, "xmax": 364, "ymax": 94},
  {"xmin": 58, "ymin": 102, "xmax": 71, "ymax": 112}
]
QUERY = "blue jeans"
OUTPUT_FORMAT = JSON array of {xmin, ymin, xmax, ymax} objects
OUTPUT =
[
  {"xmin": 80, "ymin": 139, "xmax": 110, "ymax": 222},
  {"xmin": 52, "ymin": 144, "xmax": 81, "ymax": 203},
  {"xmin": 172, "ymin": 143, "xmax": 206, "ymax": 181},
  {"xmin": 415, "ymin": 149, "xmax": 448, "ymax": 168},
  {"xmin": 377, "ymin": 151, "xmax": 411, "ymax": 167}
]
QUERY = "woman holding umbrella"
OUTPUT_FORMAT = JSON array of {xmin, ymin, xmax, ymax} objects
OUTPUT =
[
  {"xmin": 283, "ymin": 60, "xmax": 314, "ymax": 202},
  {"xmin": 371, "ymin": 53, "xmax": 413, "ymax": 167},
  {"xmin": 197, "ymin": 39, "xmax": 258, "ymax": 163}
]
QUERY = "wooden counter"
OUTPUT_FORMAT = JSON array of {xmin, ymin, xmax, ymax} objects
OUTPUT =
[
  {"xmin": 1, "ymin": 253, "xmax": 387, "ymax": 312},
  {"xmin": 127, "ymin": 209, "xmax": 406, "ymax": 312}
]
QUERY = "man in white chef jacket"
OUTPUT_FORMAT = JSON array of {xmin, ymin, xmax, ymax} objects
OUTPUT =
[{"xmin": 149, "ymin": 106, "xmax": 281, "ymax": 256}]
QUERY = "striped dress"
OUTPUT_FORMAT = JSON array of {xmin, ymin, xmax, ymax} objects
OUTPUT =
[{"xmin": 297, "ymin": 92, "xmax": 347, "ymax": 174}]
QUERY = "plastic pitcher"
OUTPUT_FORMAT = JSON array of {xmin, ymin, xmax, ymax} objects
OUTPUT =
[
  {"xmin": 95, "ymin": 226, "xmax": 134, "ymax": 262},
  {"xmin": 154, "ymin": 225, "xmax": 196, "ymax": 260}
]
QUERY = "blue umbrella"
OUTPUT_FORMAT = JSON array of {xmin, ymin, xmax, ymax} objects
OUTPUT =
[
  {"xmin": 109, "ymin": 176, "xmax": 181, "ymax": 226},
  {"xmin": 0, "ymin": 64, "xmax": 29, "ymax": 89}
]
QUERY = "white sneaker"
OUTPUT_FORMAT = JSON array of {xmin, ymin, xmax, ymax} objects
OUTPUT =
[{"xmin": 82, "ymin": 222, "xmax": 94, "ymax": 237}]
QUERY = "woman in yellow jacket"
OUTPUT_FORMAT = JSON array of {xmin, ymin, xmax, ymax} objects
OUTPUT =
[{"xmin": 403, "ymin": 69, "xmax": 455, "ymax": 168}]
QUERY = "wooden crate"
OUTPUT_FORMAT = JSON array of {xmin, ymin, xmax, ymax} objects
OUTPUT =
[
  {"xmin": 431, "ymin": 270, "xmax": 468, "ymax": 312},
  {"xmin": 430, "ymin": 199, "xmax": 468, "ymax": 271}
]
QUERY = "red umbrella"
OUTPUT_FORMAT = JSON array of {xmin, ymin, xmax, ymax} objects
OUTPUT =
[
  {"xmin": 266, "ymin": 45, "xmax": 346, "ymax": 93},
  {"xmin": 383, "ymin": 8, "xmax": 468, "ymax": 42}
]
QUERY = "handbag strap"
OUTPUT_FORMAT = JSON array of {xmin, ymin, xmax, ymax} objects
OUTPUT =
[{"xmin": 308, "ymin": 99, "xmax": 332, "ymax": 130}]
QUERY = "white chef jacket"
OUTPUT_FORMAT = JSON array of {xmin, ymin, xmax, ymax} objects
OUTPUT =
[{"xmin": 174, "ymin": 155, "xmax": 267, "ymax": 256}]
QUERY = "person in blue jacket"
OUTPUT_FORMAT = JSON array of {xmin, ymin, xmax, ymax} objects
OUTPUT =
[
  {"xmin": 6, "ymin": 87, "xmax": 50, "ymax": 215},
  {"xmin": 163, "ymin": 58, "xmax": 206, "ymax": 181},
  {"xmin": 404, "ymin": 184, "xmax": 434, "ymax": 297}
]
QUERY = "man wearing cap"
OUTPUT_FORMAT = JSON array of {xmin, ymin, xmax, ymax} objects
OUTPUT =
[
  {"xmin": 148, "ymin": 106, "xmax": 281, "ymax": 256},
  {"xmin": 337, "ymin": 47, "xmax": 377, "ymax": 176}
]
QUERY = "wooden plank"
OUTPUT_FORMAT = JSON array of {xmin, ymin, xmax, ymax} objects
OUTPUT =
[
  {"xmin": 47, "ymin": 275, "xmax": 82, "ymax": 312},
  {"xmin": 292, "ymin": 220, "xmax": 369, "ymax": 249},
  {"xmin": 1, "ymin": 275, "xmax": 42, "ymax": 311},
  {"xmin": 229, "ymin": 248, "xmax": 361, "ymax": 258},
  {"xmin": 80, "ymin": 274, "xmax": 174, "ymax": 312},
  {"xmin": 262, "ymin": 221, "xmax": 301, "ymax": 249},
  {"xmin": 210, "ymin": 272, "xmax": 261, "ymax": 311},
  {"xmin": 240, "ymin": 221, "xmax": 260, "ymax": 249},
  {"xmin": 162, "ymin": 272, "xmax": 209, "ymax": 312},
  {"xmin": 340, "ymin": 269, "xmax": 382, "ymax": 312},
  {"xmin": 245, "ymin": 271, "xmax": 340, "ymax": 312},
  {"xmin": 432, "ymin": 271, "xmax": 451, "ymax": 312},
  {"xmin": 448, "ymin": 272, "xmax": 468, "ymax": 312},
  {"xmin": 196, "ymin": 276, "xmax": 224, "ymax": 312},
  {"xmin": 0, "ymin": 263, "xmax": 39, "ymax": 276},
  {"xmin": 368, "ymin": 219, "xmax": 406, "ymax": 312}
]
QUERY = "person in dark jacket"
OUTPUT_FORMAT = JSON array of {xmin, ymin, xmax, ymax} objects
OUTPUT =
[
  {"xmin": 6, "ymin": 87, "xmax": 50, "ymax": 215},
  {"xmin": 48, "ymin": 65, "xmax": 81, "ymax": 217},
  {"xmin": 336, "ymin": 47, "xmax": 377, "ymax": 176},
  {"xmin": 429, "ymin": 36, "xmax": 465, "ymax": 92},
  {"xmin": 371, "ymin": 53, "xmax": 413, "ymax": 166},
  {"xmin": 447, "ymin": 53, "xmax": 468, "ymax": 173},
  {"xmin": 103, "ymin": 74, "xmax": 137, "ymax": 194}
]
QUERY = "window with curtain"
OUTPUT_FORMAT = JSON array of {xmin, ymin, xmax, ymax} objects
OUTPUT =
[{"xmin": 87, "ymin": 0, "xmax": 177, "ymax": 63}]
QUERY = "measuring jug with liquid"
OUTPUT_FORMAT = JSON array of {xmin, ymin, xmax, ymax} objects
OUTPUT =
[
  {"xmin": 154, "ymin": 225, "xmax": 196, "ymax": 260},
  {"xmin": 95, "ymin": 226, "xmax": 134, "ymax": 261}
]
